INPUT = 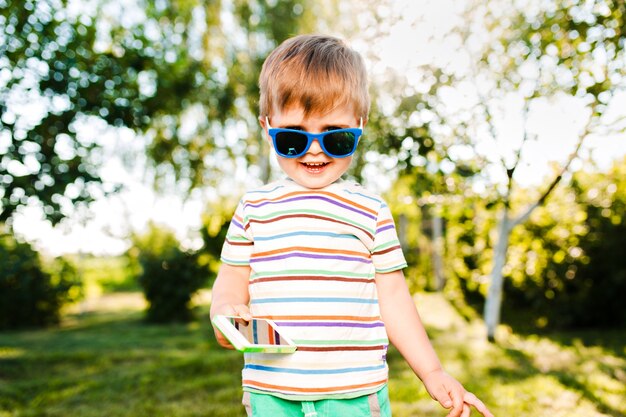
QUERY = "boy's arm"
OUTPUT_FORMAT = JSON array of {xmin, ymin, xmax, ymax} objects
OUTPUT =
[
  {"xmin": 375, "ymin": 270, "xmax": 494, "ymax": 417},
  {"xmin": 210, "ymin": 263, "xmax": 252, "ymax": 349}
]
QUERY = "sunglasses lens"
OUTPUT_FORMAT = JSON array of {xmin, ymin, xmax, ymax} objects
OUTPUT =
[
  {"xmin": 275, "ymin": 132, "xmax": 309, "ymax": 157},
  {"xmin": 323, "ymin": 132, "xmax": 357, "ymax": 156}
]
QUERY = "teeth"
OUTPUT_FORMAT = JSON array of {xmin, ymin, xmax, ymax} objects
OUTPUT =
[{"xmin": 304, "ymin": 162, "xmax": 327, "ymax": 166}]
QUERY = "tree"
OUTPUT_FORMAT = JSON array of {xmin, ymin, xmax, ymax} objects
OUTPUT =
[
  {"xmin": 361, "ymin": 0, "xmax": 626, "ymax": 341},
  {"xmin": 0, "ymin": 0, "xmax": 332, "ymax": 227},
  {"xmin": 492, "ymin": 157, "xmax": 626, "ymax": 330},
  {"xmin": 467, "ymin": 0, "xmax": 626, "ymax": 340}
]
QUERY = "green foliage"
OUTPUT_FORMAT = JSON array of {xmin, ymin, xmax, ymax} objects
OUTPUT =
[
  {"xmin": 390, "ymin": 156, "xmax": 626, "ymax": 330},
  {"xmin": 386, "ymin": 175, "xmax": 443, "ymax": 292},
  {"xmin": 358, "ymin": 71, "xmax": 445, "ymax": 184},
  {"xmin": 493, "ymin": 0, "xmax": 626, "ymax": 104},
  {"xmin": 199, "ymin": 205, "xmax": 233, "ymax": 286},
  {"xmin": 0, "ymin": 231, "xmax": 82, "ymax": 329},
  {"xmin": 501, "ymin": 158, "xmax": 626, "ymax": 329},
  {"xmin": 131, "ymin": 223, "xmax": 207, "ymax": 323},
  {"xmin": 386, "ymin": 173, "xmax": 496, "ymax": 296},
  {"xmin": 372, "ymin": 0, "xmax": 626, "ymax": 333},
  {"xmin": 0, "ymin": 0, "xmax": 326, "ymax": 224},
  {"xmin": 569, "ymin": 162, "xmax": 626, "ymax": 327},
  {"xmin": 442, "ymin": 195, "xmax": 495, "ymax": 312}
]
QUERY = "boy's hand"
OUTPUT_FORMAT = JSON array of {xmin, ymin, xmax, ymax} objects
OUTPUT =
[
  {"xmin": 422, "ymin": 369, "xmax": 494, "ymax": 417},
  {"xmin": 210, "ymin": 303, "xmax": 252, "ymax": 349}
]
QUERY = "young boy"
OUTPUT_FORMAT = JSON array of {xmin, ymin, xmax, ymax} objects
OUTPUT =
[{"xmin": 211, "ymin": 34, "xmax": 494, "ymax": 417}]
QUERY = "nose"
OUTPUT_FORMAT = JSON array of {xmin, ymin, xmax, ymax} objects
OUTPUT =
[{"xmin": 307, "ymin": 137, "xmax": 324, "ymax": 154}]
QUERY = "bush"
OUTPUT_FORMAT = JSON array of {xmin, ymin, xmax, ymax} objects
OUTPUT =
[
  {"xmin": 0, "ymin": 232, "xmax": 82, "ymax": 330},
  {"xmin": 132, "ymin": 224, "xmax": 207, "ymax": 323},
  {"xmin": 500, "ymin": 159, "xmax": 626, "ymax": 330}
]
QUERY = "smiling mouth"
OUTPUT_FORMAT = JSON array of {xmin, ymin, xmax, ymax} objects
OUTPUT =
[
  {"xmin": 301, "ymin": 162, "xmax": 330, "ymax": 172},
  {"xmin": 302, "ymin": 162, "xmax": 329, "ymax": 167}
]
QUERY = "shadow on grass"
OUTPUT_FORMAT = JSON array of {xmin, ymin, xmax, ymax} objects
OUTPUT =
[
  {"xmin": 502, "ymin": 305, "xmax": 626, "ymax": 354},
  {"xmin": 493, "ymin": 342, "xmax": 626, "ymax": 417},
  {"xmin": 384, "ymin": 326, "xmax": 496, "ymax": 417},
  {"xmin": 386, "ymin": 319, "xmax": 625, "ymax": 417},
  {"xmin": 546, "ymin": 329, "xmax": 626, "ymax": 360}
]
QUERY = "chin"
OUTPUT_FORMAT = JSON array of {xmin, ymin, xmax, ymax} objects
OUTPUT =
[
  {"xmin": 279, "ymin": 159, "xmax": 351, "ymax": 189},
  {"xmin": 293, "ymin": 175, "xmax": 338, "ymax": 189}
]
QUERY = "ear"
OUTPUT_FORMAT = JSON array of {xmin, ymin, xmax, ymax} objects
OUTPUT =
[{"xmin": 259, "ymin": 116, "xmax": 273, "ymax": 145}]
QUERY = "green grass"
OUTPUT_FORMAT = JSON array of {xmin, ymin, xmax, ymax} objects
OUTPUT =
[
  {"xmin": 1, "ymin": 294, "xmax": 625, "ymax": 417},
  {"xmin": 0, "ymin": 308, "xmax": 244, "ymax": 417}
]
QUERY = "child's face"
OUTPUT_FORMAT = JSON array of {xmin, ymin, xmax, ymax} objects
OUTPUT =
[{"xmin": 261, "ymin": 105, "xmax": 361, "ymax": 189}]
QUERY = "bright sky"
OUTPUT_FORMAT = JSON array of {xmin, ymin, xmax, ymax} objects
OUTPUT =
[{"xmin": 10, "ymin": 0, "xmax": 626, "ymax": 257}]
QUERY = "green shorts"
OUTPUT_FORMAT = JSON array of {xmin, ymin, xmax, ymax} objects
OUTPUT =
[{"xmin": 242, "ymin": 385, "xmax": 392, "ymax": 417}]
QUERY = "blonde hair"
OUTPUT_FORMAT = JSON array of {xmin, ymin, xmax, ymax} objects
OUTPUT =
[{"xmin": 259, "ymin": 34, "xmax": 370, "ymax": 119}]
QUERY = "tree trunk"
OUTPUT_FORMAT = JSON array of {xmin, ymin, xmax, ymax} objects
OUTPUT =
[
  {"xmin": 484, "ymin": 208, "xmax": 512, "ymax": 342},
  {"xmin": 432, "ymin": 211, "xmax": 445, "ymax": 291}
]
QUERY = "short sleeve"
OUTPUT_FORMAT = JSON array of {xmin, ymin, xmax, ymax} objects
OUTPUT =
[
  {"xmin": 220, "ymin": 199, "xmax": 254, "ymax": 266},
  {"xmin": 371, "ymin": 202, "xmax": 407, "ymax": 273}
]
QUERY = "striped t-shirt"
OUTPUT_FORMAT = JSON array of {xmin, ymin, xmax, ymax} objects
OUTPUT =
[{"xmin": 220, "ymin": 178, "xmax": 407, "ymax": 400}]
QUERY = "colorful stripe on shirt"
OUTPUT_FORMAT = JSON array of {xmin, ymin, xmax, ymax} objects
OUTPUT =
[{"xmin": 220, "ymin": 179, "xmax": 406, "ymax": 399}]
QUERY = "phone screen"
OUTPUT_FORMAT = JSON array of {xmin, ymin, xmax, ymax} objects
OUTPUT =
[{"xmin": 227, "ymin": 317, "xmax": 291, "ymax": 346}]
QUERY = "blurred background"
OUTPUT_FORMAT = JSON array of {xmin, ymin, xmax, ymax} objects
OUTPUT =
[{"xmin": 1, "ymin": 0, "xmax": 625, "ymax": 416}]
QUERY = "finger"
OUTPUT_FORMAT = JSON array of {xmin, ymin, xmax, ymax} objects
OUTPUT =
[
  {"xmin": 232, "ymin": 304, "xmax": 252, "ymax": 322},
  {"xmin": 451, "ymin": 388, "xmax": 465, "ymax": 417},
  {"xmin": 444, "ymin": 404, "xmax": 461, "ymax": 417},
  {"xmin": 464, "ymin": 392, "xmax": 494, "ymax": 417},
  {"xmin": 445, "ymin": 388, "xmax": 466, "ymax": 417},
  {"xmin": 462, "ymin": 403, "xmax": 471, "ymax": 417},
  {"xmin": 213, "ymin": 328, "xmax": 235, "ymax": 349},
  {"xmin": 217, "ymin": 336, "xmax": 234, "ymax": 349},
  {"xmin": 210, "ymin": 305, "xmax": 240, "ymax": 348}
]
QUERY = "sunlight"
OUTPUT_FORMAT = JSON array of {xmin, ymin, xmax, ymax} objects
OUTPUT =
[
  {"xmin": 0, "ymin": 346, "xmax": 26, "ymax": 359},
  {"xmin": 6, "ymin": 0, "xmax": 626, "ymax": 257}
]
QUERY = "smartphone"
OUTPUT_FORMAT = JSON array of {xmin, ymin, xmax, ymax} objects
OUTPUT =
[{"xmin": 211, "ymin": 315, "xmax": 297, "ymax": 353}]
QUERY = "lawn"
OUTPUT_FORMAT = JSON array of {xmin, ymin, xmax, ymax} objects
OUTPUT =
[{"xmin": 0, "ymin": 293, "xmax": 624, "ymax": 417}]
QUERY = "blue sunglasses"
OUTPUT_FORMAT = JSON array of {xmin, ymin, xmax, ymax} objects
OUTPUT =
[{"xmin": 265, "ymin": 117, "xmax": 363, "ymax": 158}]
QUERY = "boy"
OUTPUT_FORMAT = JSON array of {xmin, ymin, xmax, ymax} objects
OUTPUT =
[{"xmin": 211, "ymin": 34, "xmax": 493, "ymax": 417}]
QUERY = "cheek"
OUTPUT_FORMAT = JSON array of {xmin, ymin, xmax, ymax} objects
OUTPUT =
[
  {"xmin": 338, "ymin": 156, "xmax": 353, "ymax": 169},
  {"xmin": 275, "ymin": 156, "xmax": 294, "ymax": 172}
]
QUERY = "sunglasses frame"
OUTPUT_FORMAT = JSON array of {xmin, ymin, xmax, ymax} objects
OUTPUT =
[{"xmin": 265, "ymin": 117, "xmax": 363, "ymax": 159}]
